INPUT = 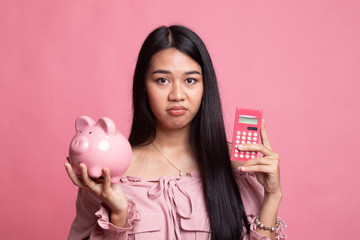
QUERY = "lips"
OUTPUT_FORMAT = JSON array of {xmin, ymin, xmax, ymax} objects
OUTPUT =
[
  {"xmin": 167, "ymin": 106, "xmax": 187, "ymax": 116},
  {"xmin": 168, "ymin": 106, "xmax": 187, "ymax": 110}
]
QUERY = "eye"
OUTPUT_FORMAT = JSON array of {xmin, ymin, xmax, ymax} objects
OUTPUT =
[
  {"xmin": 89, "ymin": 132, "xmax": 92, "ymax": 134},
  {"xmin": 185, "ymin": 78, "xmax": 197, "ymax": 84},
  {"xmin": 156, "ymin": 78, "xmax": 170, "ymax": 84}
]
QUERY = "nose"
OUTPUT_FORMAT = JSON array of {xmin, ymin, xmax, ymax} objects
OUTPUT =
[
  {"xmin": 169, "ymin": 81, "xmax": 185, "ymax": 101},
  {"xmin": 70, "ymin": 136, "xmax": 90, "ymax": 154}
]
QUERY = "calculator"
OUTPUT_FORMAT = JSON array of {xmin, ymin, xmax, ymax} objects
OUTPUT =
[{"xmin": 230, "ymin": 108, "xmax": 263, "ymax": 161}]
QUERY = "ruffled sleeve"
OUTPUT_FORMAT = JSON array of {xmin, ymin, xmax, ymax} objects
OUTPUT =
[
  {"xmin": 233, "ymin": 170, "xmax": 288, "ymax": 240},
  {"xmin": 89, "ymin": 198, "xmax": 140, "ymax": 239}
]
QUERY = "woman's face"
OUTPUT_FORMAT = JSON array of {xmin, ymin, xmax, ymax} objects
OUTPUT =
[{"xmin": 146, "ymin": 48, "xmax": 203, "ymax": 131}]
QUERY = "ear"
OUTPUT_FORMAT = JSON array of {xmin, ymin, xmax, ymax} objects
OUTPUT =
[
  {"xmin": 75, "ymin": 116, "xmax": 96, "ymax": 131},
  {"xmin": 96, "ymin": 117, "xmax": 117, "ymax": 136}
]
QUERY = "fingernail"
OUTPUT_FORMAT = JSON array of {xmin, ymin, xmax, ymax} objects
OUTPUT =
[
  {"xmin": 239, "ymin": 167, "xmax": 246, "ymax": 171},
  {"xmin": 238, "ymin": 145, "xmax": 245, "ymax": 150}
]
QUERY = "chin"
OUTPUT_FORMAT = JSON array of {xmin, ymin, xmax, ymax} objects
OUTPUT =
[{"xmin": 165, "ymin": 121, "xmax": 191, "ymax": 130}]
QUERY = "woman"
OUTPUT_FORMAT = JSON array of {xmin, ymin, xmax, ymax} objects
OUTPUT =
[{"xmin": 65, "ymin": 25, "xmax": 287, "ymax": 240}]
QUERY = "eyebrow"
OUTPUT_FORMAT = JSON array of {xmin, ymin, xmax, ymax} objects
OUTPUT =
[{"xmin": 152, "ymin": 70, "xmax": 202, "ymax": 75}]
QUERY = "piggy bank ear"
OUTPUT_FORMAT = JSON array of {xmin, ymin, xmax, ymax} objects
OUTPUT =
[
  {"xmin": 97, "ymin": 117, "xmax": 117, "ymax": 136},
  {"xmin": 75, "ymin": 116, "xmax": 96, "ymax": 131}
]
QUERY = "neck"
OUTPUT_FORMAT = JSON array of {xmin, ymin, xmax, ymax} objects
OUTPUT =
[
  {"xmin": 144, "ymin": 122, "xmax": 198, "ymax": 177},
  {"xmin": 153, "ymin": 122, "xmax": 192, "ymax": 151}
]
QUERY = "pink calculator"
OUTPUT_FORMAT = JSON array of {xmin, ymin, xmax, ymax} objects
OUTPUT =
[{"xmin": 230, "ymin": 108, "xmax": 263, "ymax": 161}]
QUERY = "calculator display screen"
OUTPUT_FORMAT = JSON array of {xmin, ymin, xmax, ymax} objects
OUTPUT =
[{"xmin": 238, "ymin": 117, "xmax": 258, "ymax": 125}]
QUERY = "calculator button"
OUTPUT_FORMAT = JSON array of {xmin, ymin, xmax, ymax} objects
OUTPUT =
[
  {"xmin": 236, "ymin": 140, "xmax": 240, "ymax": 144},
  {"xmin": 246, "ymin": 151, "xmax": 250, "ymax": 154},
  {"xmin": 253, "ymin": 137, "xmax": 257, "ymax": 141},
  {"xmin": 240, "ymin": 154, "xmax": 244, "ymax": 158},
  {"xmin": 242, "ymin": 136, "xmax": 246, "ymax": 140},
  {"xmin": 242, "ymin": 132, "xmax": 246, "ymax": 135},
  {"xmin": 247, "ymin": 137, "xmax": 251, "ymax": 140},
  {"xmin": 236, "ymin": 136, "xmax": 240, "ymax": 139},
  {"xmin": 241, "ymin": 141, "xmax": 245, "ymax": 144},
  {"xmin": 251, "ymin": 151, "xmax": 256, "ymax": 154},
  {"xmin": 254, "ymin": 133, "xmax": 258, "ymax": 137},
  {"xmin": 245, "ymin": 155, "xmax": 249, "ymax": 159},
  {"xmin": 247, "ymin": 141, "xmax": 251, "ymax": 144},
  {"xmin": 235, "ymin": 149, "xmax": 238, "ymax": 153},
  {"xmin": 240, "ymin": 151, "xmax": 244, "ymax": 153},
  {"xmin": 251, "ymin": 156, "xmax": 255, "ymax": 159},
  {"xmin": 248, "ymin": 132, "xmax": 252, "ymax": 136},
  {"xmin": 253, "ymin": 141, "xmax": 256, "ymax": 144},
  {"xmin": 234, "ymin": 154, "xmax": 238, "ymax": 158},
  {"xmin": 237, "ymin": 131, "xmax": 241, "ymax": 135}
]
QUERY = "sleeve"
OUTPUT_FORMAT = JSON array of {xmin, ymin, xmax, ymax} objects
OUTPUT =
[
  {"xmin": 68, "ymin": 188, "xmax": 102, "ymax": 240},
  {"xmin": 233, "ymin": 171, "xmax": 288, "ymax": 240},
  {"xmin": 68, "ymin": 188, "xmax": 141, "ymax": 240},
  {"xmin": 89, "ymin": 198, "xmax": 140, "ymax": 240}
]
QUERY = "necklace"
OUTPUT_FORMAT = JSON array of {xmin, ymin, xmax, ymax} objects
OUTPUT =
[{"xmin": 151, "ymin": 142, "xmax": 185, "ymax": 176}]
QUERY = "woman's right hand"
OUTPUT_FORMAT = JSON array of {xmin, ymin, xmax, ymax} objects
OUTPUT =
[{"xmin": 65, "ymin": 159, "xmax": 129, "ymax": 227}]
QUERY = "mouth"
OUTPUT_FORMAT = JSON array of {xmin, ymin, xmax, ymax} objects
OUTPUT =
[
  {"xmin": 167, "ymin": 106, "xmax": 188, "ymax": 116},
  {"xmin": 168, "ymin": 106, "xmax": 187, "ymax": 111}
]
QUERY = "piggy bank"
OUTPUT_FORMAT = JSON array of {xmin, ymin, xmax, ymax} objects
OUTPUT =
[{"xmin": 68, "ymin": 116, "xmax": 132, "ymax": 183}]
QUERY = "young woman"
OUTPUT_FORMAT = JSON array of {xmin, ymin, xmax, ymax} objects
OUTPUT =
[{"xmin": 65, "ymin": 25, "xmax": 287, "ymax": 240}]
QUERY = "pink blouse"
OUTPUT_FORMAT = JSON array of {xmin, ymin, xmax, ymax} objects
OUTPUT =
[{"xmin": 68, "ymin": 170, "xmax": 287, "ymax": 240}]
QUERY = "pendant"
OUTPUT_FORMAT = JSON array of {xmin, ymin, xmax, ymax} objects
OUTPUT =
[{"xmin": 179, "ymin": 170, "xmax": 184, "ymax": 176}]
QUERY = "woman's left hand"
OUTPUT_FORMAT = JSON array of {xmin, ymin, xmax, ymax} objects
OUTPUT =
[{"xmin": 237, "ymin": 120, "xmax": 282, "ymax": 197}]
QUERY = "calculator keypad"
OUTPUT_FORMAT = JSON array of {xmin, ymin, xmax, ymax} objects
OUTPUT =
[{"xmin": 233, "ymin": 130, "xmax": 259, "ymax": 160}]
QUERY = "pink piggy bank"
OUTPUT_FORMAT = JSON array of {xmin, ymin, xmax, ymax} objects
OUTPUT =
[{"xmin": 69, "ymin": 116, "xmax": 132, "ymax": 183}]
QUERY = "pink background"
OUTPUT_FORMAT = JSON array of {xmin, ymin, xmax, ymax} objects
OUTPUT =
[{"xmin": 1, "ymin": 0, "xmax": 359, "ymax": 239}]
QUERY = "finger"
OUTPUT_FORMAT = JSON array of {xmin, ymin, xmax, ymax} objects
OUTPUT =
[
  {"xmin": 260, "ymin": 119, "xmax": 272, "ymax": 150},
  {"xmin": 241, "ymin": 157, "xmax": 275, "ymax": 167},
  {"xmin": 80, "ymin": 163, "xmax": 97, "ymax": 190},
  {"xmin": 64, "ymin": 163, "xmax": 82, "ymax": 187},
  {"xmin": 239, "ymin": 164, "xmax": 278, "ymax": 174},
  {"xmin": 237, "ymin": 143, "xmax": 274, "ymax": 157},
  {"xmin": 66, "ymin": 157, "xmax": 70, "ymax": 163},
  {"xmin": 102, "ymin": 168, "xmax": 112, "ymax": 192}
]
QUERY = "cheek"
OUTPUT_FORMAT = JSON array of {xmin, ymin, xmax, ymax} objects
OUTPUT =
[
  {"xmin": 147, "ymin": 92, "xmax": 164, "ymax": 113},
  {"xmin": 194, "ymin": 87, "xmax": 204, "ymax": 106}
]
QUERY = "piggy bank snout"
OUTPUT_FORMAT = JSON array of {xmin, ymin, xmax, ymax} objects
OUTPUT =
[{"xmin": 70, "ymin": 136, "xmax": 90, "ymax": 154}]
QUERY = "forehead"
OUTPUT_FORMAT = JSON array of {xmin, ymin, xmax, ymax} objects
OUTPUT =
[{"xmin": 148, "ymin": 48, "xmax": 202, "ymax": 73}]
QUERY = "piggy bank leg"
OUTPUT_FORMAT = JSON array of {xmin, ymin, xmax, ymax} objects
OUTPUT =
[{"xmin": 88, "ymin": 167, "xmax": 103, "ymax": 179}]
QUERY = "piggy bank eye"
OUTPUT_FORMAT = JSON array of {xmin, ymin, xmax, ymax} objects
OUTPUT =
[
  {"xmin": 89, "ymin": 132, "xmax": 92, "ymax": 134},
  {"xmin": 80, "ymin": 131, "xmax": 82, "ymax": 133}
]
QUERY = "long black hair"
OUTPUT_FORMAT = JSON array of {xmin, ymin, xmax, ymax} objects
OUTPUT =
[{"xmin": 129, "ymin": 25, "xmax": 250, "ymax": 240}]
